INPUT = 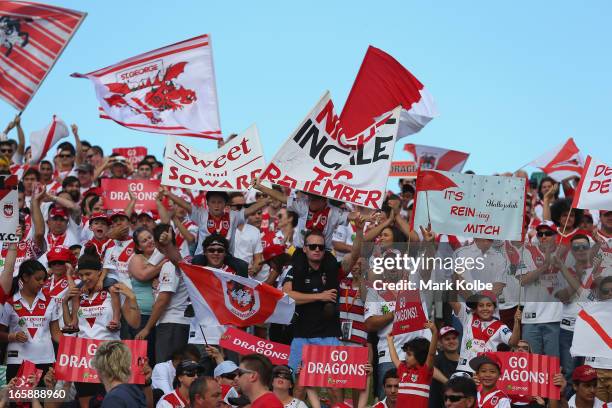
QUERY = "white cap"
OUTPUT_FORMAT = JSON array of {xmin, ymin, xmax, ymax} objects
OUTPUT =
[{"xmin": 214, "ymin": 360, "xmax": 239, "ymax": 377}]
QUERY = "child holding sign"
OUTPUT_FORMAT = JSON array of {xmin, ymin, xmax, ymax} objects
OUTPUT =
[
  {"xmin": 386, "ymin": 321, "xmax": 437, "ymax": 408},
  {"xmin": 469, "ymin": 352, "xmax": 511, "ymax": 408}
]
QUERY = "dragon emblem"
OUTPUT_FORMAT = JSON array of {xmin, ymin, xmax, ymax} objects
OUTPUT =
[
  {"xmin": 0, "ymin": 16, "xmax": 32, "ymax": 56},
  {"xmin": 103, "ymin": 62, "xmax": 196, "ymax": 124}
]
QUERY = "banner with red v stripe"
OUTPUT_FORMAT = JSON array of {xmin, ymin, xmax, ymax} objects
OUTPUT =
[{"xmin": 571, "ymin": 302, "xmax": 612, "ymax": 359}]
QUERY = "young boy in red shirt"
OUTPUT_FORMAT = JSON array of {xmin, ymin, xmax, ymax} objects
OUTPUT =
[{"xmin": 469, "ymin": 352, "xmax": 511, "ymax": 408}]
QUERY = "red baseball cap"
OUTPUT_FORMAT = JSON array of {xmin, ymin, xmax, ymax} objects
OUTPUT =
[
  {"xmin": 572, "ymin": 365, "xmax": 597, "ymax": 382},
  {"xmin": 90, "ymin": 212, "xmax": 109, "ymax": 224},
  {"xmin": 49, "ymin": 207, "xmax": 68, "ymax": 220},
  {"xmin": 47, "ymin": 246, "xmax": 76, "ymax": 265},
  {"xmin": 109, "ymin": 210, "xmax": 129, "ymax": 221},
  {"xmin": 439, "ymin": 326, "xmax": 459, "ymax": 338},
  {"xmin": 469, "ymin": 352, "xmax": 502, "ymax": 371},
  {"xmin": 263, "ymin": 244, "xmax": 285, "ymax": 263}
]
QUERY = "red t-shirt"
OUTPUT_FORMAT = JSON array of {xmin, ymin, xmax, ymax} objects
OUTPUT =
[
  {"xmin": 250, "ymin": 392, "xmax": 283, "ymax": 408},
  {"xmin": 397, "ymin": 362, "xmax": 433, "ymax": 408}
]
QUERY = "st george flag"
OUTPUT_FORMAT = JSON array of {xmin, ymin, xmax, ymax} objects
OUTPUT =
[
  {"xmin": 404, "ymin": 144, "xmax": 470, "ymax": 172},
  {"xmin": 0, "ymin": 1, "xmax": 86, "ymax": 110},
  {"xmin": 179, "ymin": 262, "xmax": 295, "ymax": 327},
  {"xmin": 571, "ymin": 156, "xmax": 612, "ymax": 211},
  {"xmin": 571, "ymin": 302, "xmax": 612, "ymax": 359},
  {"xmin": 72, "ymin": 34, "xmax": 221, "ymax": 140},
  {"xmin": 528, "ymin": 137, "xmax": 583, "ymax": 182},
  {"xmin": 340, "ymin": 46, "xmax": 437, "ymax": 140},
  {"xmin": 28, "ymin": 115, "xmax": 68, "ymax": 163}
]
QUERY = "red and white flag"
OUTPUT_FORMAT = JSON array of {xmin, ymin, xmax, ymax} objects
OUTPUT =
[
  {"xmin": 340, "ymin": 46, "xmax": 437, "ymax": 140},
  {"xmin": 179, "ymin": 262, "xmax": 295, "ymax": 327},
  {"xmin": 404, "ymin": 144, "xmax": 469, "ymax": 172},
  {"xmin": 29, "ymin": 115, "xmax": 68, "ymax": 163},
  {"xmin": 571, "ymin": 156, "xmax": 612, "ymax": 211},
  {"xmin": 0, "ymin": 1, "xmax": 86, "ymax": 110},
  {"xmin": 73, "ymin": 34, "xmax": 221, "ymax": 139},
  {"xmin": 528, "ymin": 137, "xmax": 583, "ymax": 182},
  {"xmin": 571, "ymin": 302, "xmax": 612, "ymax": 359}
]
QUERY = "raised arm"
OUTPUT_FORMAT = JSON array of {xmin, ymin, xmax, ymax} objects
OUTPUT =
[
  {"xmin": 14, "ymin": 115, "xmax": 24, "ymax": 158},
  {"xmin": 71, "ymin": 124, "xmax": 83, "ymax": 165},
  {"xmin": 244, "ymin": 196, "xmax": 269, "ymax": 217},
  {"xmin": 125, "ymin": 189, "xmax": 137, "ymax": 218},
  {"xmin": 156, "ymin": 188, "xmax": 171, "ymax": 224},
  {"xmin": 164, "ymin": 189, "xmax": 192, "ymax": 214},
  {"xmin": 30, "ymin": 185, "xmax": 46, "ymax": 250},
  {"xmin": 341, "ymin": 216, "xmax": 365, "ymax": 273},
  {"xmin": 424, "ymin": 321, "xmax": 438, "ymax": 369},
  {"xmin": 386, "ymin": 333, "xmax": 401, "ymax": 368},
  {"xmin": 541, "ymin": 183, "xmax": 558, "ymax": 221},
  {"xmin": 0, "ymin": 231, "xmax": 20, "ymax": 293},
  {"xmin": 252, "ymin": 178, "xmax": 287, "ymax": 204}
]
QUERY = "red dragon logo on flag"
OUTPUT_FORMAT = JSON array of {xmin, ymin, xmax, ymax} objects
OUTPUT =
[
  {"xmin": 103, "ymin": 62, "xmax": 196, "ymax": 124},
  {"xmin": 221, "ymin": 280, "xmax": 260, "ymax": 321}
]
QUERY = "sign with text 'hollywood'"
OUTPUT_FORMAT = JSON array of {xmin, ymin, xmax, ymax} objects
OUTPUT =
[
  {"xmin": 299, "ymin": 345, "xmax": 369, "ymax": 389},
  {"xmin": 162, "ymin": 125, "xmax": 265, "ymax": 191},
  {"xmin": 412, "ymin": 170, "xmax": 526, "ymax": 241},
  {"xmin": 259, "ymin": 92, "xmax": 400, "ymax": 209}
]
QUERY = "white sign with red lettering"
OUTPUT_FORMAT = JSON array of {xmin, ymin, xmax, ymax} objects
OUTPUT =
[
  {"xmin": 259, "ymin": 91, "xmax": 400, "ymax": 209},
  {"xmin": 571, "ymin": 156, "xmax": 612, "ymax": 211},
  {"xmin": 411, "ymin": 170, "xmax": 526, "ymax": 241},
  {"xmin": 162, "ymin": 124, "xmax": 265, "ymax": 191}
]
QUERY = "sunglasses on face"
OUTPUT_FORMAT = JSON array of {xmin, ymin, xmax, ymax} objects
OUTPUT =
[
  {"xmin": 236, "ymin": 368, "xmax": 255, "ymax": 377},
  {"xmin": 221, "ymin": 372, "xmax": 237, "ymax": 380},
  {"xmin": 600, "ymin": 287, "xmax": 612, "ymax": 295},
  {"xmin": 58, "ymin": 154, "xmax": 72, "ymax": 158},
  {"xmin": 572, "ymin": 243, "xmax": 590, "ymax": 251},
  {"xmin": 444, "ymin": 394, "xmax": 466, "ymax": 402},
  {"xmin": 274, "ymin": 373, "xmax": 292, "ymax": 381},
  {"xmin": 206, "ymin": 247, "xmax": 226, "ymax": 254},
  {"xmin": 182, "ymin": 370, "xmax": 198, "ymax": 377},
  {"xmin": 306, "ymin": 243, "xmax": 325, "ymax": 251},
  {"xmin": 537, "ymin": 230, "xmax": 556, "ymax": 237},
  {"xmin": 0, "ymin": 149, "xmax": 12, "ymax": 153}
]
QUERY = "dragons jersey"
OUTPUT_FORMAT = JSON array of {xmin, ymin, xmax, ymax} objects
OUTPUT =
[
  {"xmin": 77, "ymin": 289, "xmax": 119, "ymax": 341},
  {"xmin": 397, "ymin": 363, "xmax": 433, "ymax": 408},
  {"xmin": 157, "ymin": 389, "xmax": 188, "ymax": 408},
  {"xmin": 103, "ymin": 239, "xmax": 135, "ymax": 286},
  {"xmin": 338, "ymin": 278, "xmax": 366, "ymax": 345},
  {"xmin": 478, "ymin": 389, "xmax": 511, "ymax": 408}
]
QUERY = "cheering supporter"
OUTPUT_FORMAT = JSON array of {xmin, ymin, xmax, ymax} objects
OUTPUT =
[
  {"xmin": 1, "ymin": 114, "xmax": 25, "ymax": 163},
  {"xmin": 55, "ymin": 142, "xmax": 77, "ymax": 179},
  {"xmin": 157, "ymin": 360, "xmax": 200, "ymax": 408},
  {"xmin": 569, "ymin": 365, "xmax": 609, "ymax": 408},
  {"xmin": 276, "ymin": 207, "xmax": 298, "ymax": 251},
  {"xmin": 443, "ymin": 376, "xmax": 478, "ymax": 408},
  {"xmin": 189, "ymin": 376, "xmax": 223, "ymax": 408},
  {"xmin": 271, "ymin": 365, "xmax": 308, "ymax": 408},
  {"xmin": 30, "ymin": 186, "xmax": 81, "ymax": 249},
  {"xmin": 372, "ymin": 368, "xmax": 400, "ymax": 408},
  {"xmin": 62, "ymin": 252, "xmax": 141, "ymax": 406},
  {"xmin": 260, "ymin": 186, "xmax": 284, "ymax": 234},
  {"xmin": 135, "ymin": 160, "xmax": 153, "ymax": 179},
  {"xmin": 152, "ymin": 345, "xmax": 202, "ymax": 395},
  {"xmin": 76, "ymin": 163, "xmax": 96, "ymax": 193},
  {"xmin": 546, "ymin": 197, "xmax": 587, "ymax": 245},
  {"xmin": 430, "ymin": 326, "xmax": 461, "ymax": 408},
  {"xmin": 535, "ymin": 177, "xmax": 559, "ymax": 222},
  {"xmin": 83, "ymin": 212, "xmax": 114, "ymax": 258},
  {"xmin": 156, "ymin": 188, "xmax": 198, "ymax": 257},
  {"xmin": 235, "ymin": 354, "xmax": 283, "ymax": 407},
  {"xmin": 103, "ymin": 210, "xmax": 135, "ymax": 287},
  {"xmin": 233, "ymin": 203, "xmax": 264, "ymax": 277},
  {"xmin": 1, "ymin": 208, "xmax": 44, "ymax": 273},
  {"xmin": 469, "ymin": 353, "xmax": 512, "ymax": 408}
]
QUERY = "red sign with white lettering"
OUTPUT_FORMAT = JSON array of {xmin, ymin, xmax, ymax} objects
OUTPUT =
[
  {"xmin": 54, "ymin": 336, "xmax": 147, "ymax": 384},
  {"xmin": 495, "ymin": 352, "xmax": 561, "ymax": 399},
  {"xmin": 299, "ymin": 345, "xmax": 369, "ymax": 389},
  {"xmin": 112, "ymin": 147, "xmax": 148, "ymax": 167},
  {"xmin": 392, "ymin": 291, "xmax": 427, "ymax": 335},
  {"xmin": 101, "ymin": 179, "xmax": 160, "ymax": 211},
  {"xmin": 219, "ymin": 327, "xmax": 290, "ymax": 365}
]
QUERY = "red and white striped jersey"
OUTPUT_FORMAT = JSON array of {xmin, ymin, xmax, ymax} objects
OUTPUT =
[
  {"xmin": 157, "ymin": 388, "xmax": 188, "ymax": 408},
  {"xmin": 478, "ymin": 389, "xmax": 511, "ymax": 408},
  {"xmin": 397, "ymin": 363, "xmax": 432, "ymax": 408},
  {"xmin": 338, "ymin": 278, "xmax": 366, "ymax": 345}
]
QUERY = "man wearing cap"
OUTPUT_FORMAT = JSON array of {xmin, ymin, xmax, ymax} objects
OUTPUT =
[
  {"xmin": 430, "ymin": 327, "xmax": 460, "ymax": 408},
  {"xmin": 469, "ymin": 352, "xmax": 511, "ymax": 408},
  {"xmin": 31, "ymin": 188, "xmax": 81, "ymax": 250},
  {"xmin": 568, "ymin": 365, "xmax": 608, "ymax": 408},
  {"xmin": 76, "ymin": 163, "xmax": 96, "ymax": 194},
  {"xmin": 83, "ymin": 212, "xmax": 113, "ymax": 258}
]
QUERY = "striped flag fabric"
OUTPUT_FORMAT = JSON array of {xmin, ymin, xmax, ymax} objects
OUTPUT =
[
  {"xmin": 0, "ymin": 1, "xmax": 86, "ymax": 110},
  {"xmin": 528, "ymin": 137, "xmax": 584, "ymax": 182},
  {"xmin": 179, "ymin": 262, "xmax": 295, "ymax": 327},
  {"xmin": 404, "ymin": 143, "xmax": 470, "ymax": 172},
  {"xmin": 571, "ymin": 302, "xmax": 612, "ymax": 359},
  {"xmin": 73, "ymin": 34, "xmax": 222, "ymax": 140},
  {"xmin": 29, "ymin": 115, "xmax": 68, "ymax": 164}
]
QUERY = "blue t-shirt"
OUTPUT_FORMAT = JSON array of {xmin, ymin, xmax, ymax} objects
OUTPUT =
[{"xmin": 101, "ymin": 384, "xmax": 146, "ymax": 408}]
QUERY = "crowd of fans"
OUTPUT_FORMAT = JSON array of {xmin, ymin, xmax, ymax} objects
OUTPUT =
[{"xmin": 0, "ymin": 115, "xmax": 608, "ymax": 408}]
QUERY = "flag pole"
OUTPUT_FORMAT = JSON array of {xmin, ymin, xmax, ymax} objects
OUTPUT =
[
  {"xmin": 425, "ymin": 191, "xmax": 431, "ymax": 226},
  {"xmin": 198, "ymin": 324, "xmax": 209, "ymax": 347}
]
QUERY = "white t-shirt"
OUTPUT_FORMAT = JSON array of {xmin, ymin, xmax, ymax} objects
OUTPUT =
[
  {"xmin": 156, "ymin": 389, "xmax": 188, "ymax": 408},
  {"xmin": 0, "ymin": 291, "xmax": 59, "ymax": 364},
  {"xmin": 233, "ymin": 224, "xmax": 263, "ymax": 266},
  {"xmin": 287, "ymin": 196, "xmax": 347, "ymax": 249},
  {"xmin": 156, "ymin": 263, "xmax": 190, "ymax": 325},
  {"xmin": 284, "ymin": 398, "xmax": 308, "ymax": 408},
  {"xmin": 151, "ymin": 360, "xmax": 175, "ymax": 394},
  {"xmin": 454, "ymin": 304, "xmax": 512, "ymax": 373},
  {"xmin": 103, "ymin": 239, "xmax": 135, "ymax": 286},
  {"xmin": 332, "ymin": 224, "xmax": 355, "ymax": 261},
  {"xmin": 477, "ymin": 390, "xmax": 511, "ymax": 408},
  {"xmin": 77, "ymin": 289, "xmax": 120, "ymax": 341},
  {"xmin": 191, "ymin": 207, "xmax": 245, "ymax": 255},
  {"xmin": 568, "ymin": 394, "xmax": 607, "ymax": 408}
]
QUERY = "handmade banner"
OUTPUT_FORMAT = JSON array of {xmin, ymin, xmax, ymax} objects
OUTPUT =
[
  {"xmin": 299, "ymin": 345, "xmax": 369, "ymax": 389},
  {"xmin": 101, "ymin": 179, "xmax": 160, "ymax": 211},
  {"xmin": 495, "ymin": 352, "xmax": 561, "ymax": 400},
  {"xmin": 0, "ymin": 2, "xmax": 86, "ymax": 110},
  {"xmin": 404, "ymin": 144, "xmax": 469, "ymax": 172},
  {"xmin": 411, "ymin": 170, "xmax": 526, "ymax": 241},
  {"xmin": 162, "ymin": 124, "xmax": 265, "ymax": 191},
  {"xmin": 571, "ymin": 156, "xmax": 612, "ymax": 211},
  {"xmin": 260, "ymin": 91, "xmax": 400, "ymax": 209},
  {"xmin": 220, "ymin": 327, "xmax": 289, "ymax": 365},
  {"xmin": 73, "ymin": 34, "xmax": 221, "ymax": 139},
  {"xmin": 389, "ymin": 161, "xmax": 417, "ymax": 178},
  {"xmin": 112, "ymin": 147, "xmax": 148, "ymax": 167},
  {"xmin": 0, "ymin": 175, "xmax": 19, "ymax": 242},
  {"xmin": 571, "ymin": 302, "xmax": 612, "ymax": 359},
  {"xmin": 392, "ymin": 291, "xmax": 427, "ymax": 335},
  {"xmin": 54, "ymin": 336, "xmax": 147, "ymax": 384}
]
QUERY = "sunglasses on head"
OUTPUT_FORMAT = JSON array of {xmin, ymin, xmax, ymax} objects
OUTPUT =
[
  {"xmin": 206, "ymin": 247, "xmax": 226, "ymax": 254},
  {"xmin": 537, "ymin": 230, "xmax": 556, "ymax": 237},
  {"xmin": 444, "ymin": 394, "xmax": 466, "ymax": 402},
  {"xmin": 306, "ymin": 243, "xmax": 325, "ymax": 251},
  {"xmin": 572, "ymin": 243, "xmax": 590, "ymax": 251}
]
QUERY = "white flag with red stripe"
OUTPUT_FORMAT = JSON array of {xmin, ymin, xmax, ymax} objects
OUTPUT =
[
  {"xmin": 28, "ymin": 115, "xmax": 68, "ymax": 164},
  {"xmin": 179, "ymin": 262, "xmax": 295, "ymax": 327},
  {"xmin": 528, "ymin": 137, "xmax": 583, "ymax": 182},
  {"xmin": 404, "ymin": 144, "xmax": 469, "ymax": 172},
  {"xmin": 571, "ymin": 156, "xmax": 612, "ymax": 211},
  {"xmin": 571, "ymin": 302, "xmax": 612, "ymax": 359},
  {"xmin": 73, "ymin": 34, "xmax": 221, "ymax": 140},
  {"xmin": 0, "ymin": 1, "xmax": 86, "ymax": 110}
]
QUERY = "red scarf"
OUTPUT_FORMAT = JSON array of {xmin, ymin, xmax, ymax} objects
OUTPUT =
[
  {"xmin": 207, "ymin": 211, "xmax": 230, "ymax": 237},
  {"xmin": 306, "ymin": 206, "xmax": 330, "ymax": 232},
  {"xmin": 471, "ymin": 314, "xmax": 503, "ymax": 342}
]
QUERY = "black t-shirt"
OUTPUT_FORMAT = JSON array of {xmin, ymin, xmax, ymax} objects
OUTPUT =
[
  {"xmin": 97, "ymin": 384, "xmax": 146, "ymax": 408},
  {"xmin": 429, "ymin": 353, "xmax": 459, "ymax": 408},
  {"xmin": 284, "ymin": 258, "xmax": 341, "ymax": 338}
]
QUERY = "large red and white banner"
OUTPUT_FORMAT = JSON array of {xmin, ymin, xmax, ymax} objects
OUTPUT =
[
  {"xmin": 101, "ymin": 179, "xmax": 160, "ymax": 212},
  {"xmin": 259, "ymin": 91, "xmax": 400, "ymax": 209},
  {"xmin": 28, "ymin": 115, "xmax": 69, "ymax": 163},
  {"xmin": 219, "ymin": 327, "xmax": 290, "ymax": 365},
  {"xmin": 0, "ymin": 175, "xmax": 19, "ymax": 242},
  {"xmin": 299, "ymin": 345, "xmax": 369, "ymax": 389},
  {"xmin": 54, "ymin": 336, "xmax": 147, "ymax": 384},
  {"xmin": 495, "ymin": 352, "xmax": 561, "ymax": 400},
  {"xmin": 571, "ymin": 156, "xmax": 612, "ymax": 211},
  {"xmin": 340, "ymin": 46, "xmax": 437, "ymax": 140},
  {"xmin": 0, "ymin": 1, "xmax": 86, "ymax": 110},
  {"xmin": 411, "ymin": 170, "xmax": 526, "ymax": 241},
  {"xmin": 162, "ymin": 124, "xmax": 265, "ymax": 191},
  {"xmin": 404, "ymin": 144, "xmax": 470, "ymax": 172},
  {"xmin": 392, "ymin": 291, "xmax": 427, "ymax": 335},
  {"xmin": 73, "ymin": 34, "xmax": 221, "ymax": 139},
  {"xmin": 180, "ymin": 262, "xmax": 295, "ymax": 327},
  {"xmin": 571, "ymin": 302, "xmax": 612, "ymax": 359},
  {"xmin": 112, "ymin": 146, "xmax": 148, "ymax": 168},
  {"xmin": 528, "ymin": 137, "xmax": 583, "ymax": 182}
]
